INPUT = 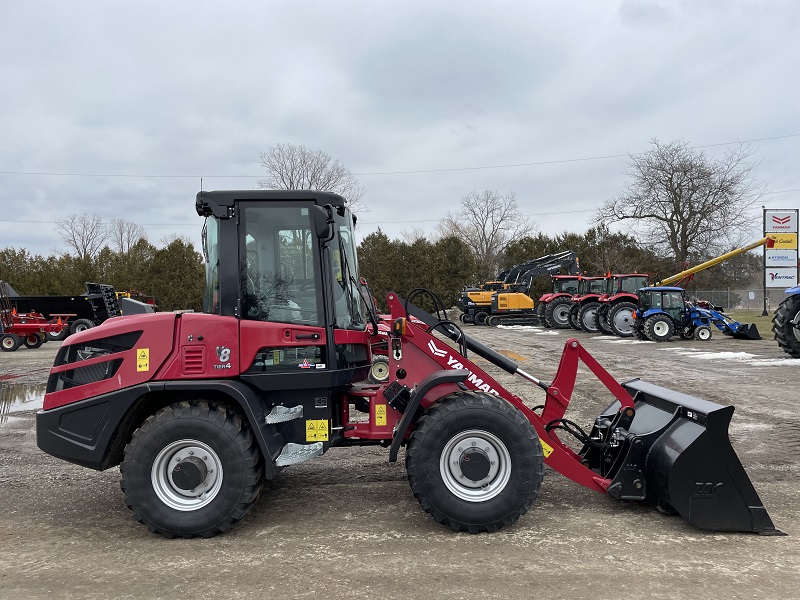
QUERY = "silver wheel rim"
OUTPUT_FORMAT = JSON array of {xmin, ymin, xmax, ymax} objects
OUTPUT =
[
  {"xmin": 653, "ymin": 321, "xmax": 670, "ymax": 336},
  {"xmin": 582, "ymin": 307, "xmax": 597, "ymax": 329},
  {"xmin": 151, "ymin": 439, "xmax": 223, "ymax": 511},
  {"xmin": 613, "ymin": 309, "xmax": 634, "ymax": 334},
  {"xmin": 440, "ymin": 429, "xmax": 511, "ymax": 502},
  {"xmin": 792, "ymin": 311, "xmax": 800, "ymax": 342},
  {"xmin": 553, "ymin": 305, "xmax": 570, "ymax": 325},
  {"xmin": 370, "ymin": 360, "xmax": 389, "ymax": 382}
]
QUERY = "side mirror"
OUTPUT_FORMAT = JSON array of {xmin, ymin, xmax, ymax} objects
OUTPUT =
[{"xmin": 312, "ymin": 205, "xmax": 334, "ymax": 241}]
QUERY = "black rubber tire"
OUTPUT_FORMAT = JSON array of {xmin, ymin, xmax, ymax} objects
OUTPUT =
[
  {"xmin": 368, "ymin": 355, "xmax": 390, "ymax": 383},
  {"xmin": 578, "ymin": 302, "xmax": 600, "ymax": 333},
  {"xmin": 484, "ymin": 316, "xmax": 498, "ymax": 326},
  {"xmin": 693, "ymin": 325, "xmax": 712, "ymax": 341},
  {"xmin": 643, "ymin": 314, "xmax": 674, "ymax": 342},
  {"xmin": 0, "ymin": 334, "xmax": 21, "ymax": 352},
  {"xmin": 70, "ymin": 318, "xmax": 95, "ymax": 335},
  {"xmin": 458, "ymin": 313, "xmax": 466, "ymax": 323},
  {"xmin": 633, "ymin": 319, "xmax": 649, "ymax": 341},
  {"xmin": 595, "ymin": 305, "xmax": 613, "ymax": 335},
  {"xmin": 545, "ymin": 297, "xmax": 572, "ymax": 329},
  {"xmin": 23, "ymin": 334, "xmax": 44, "ymax": 349},
  {"xmin": 536, "ymin": 301, "xmax": 547, "ymax": 326},
  {"xmin": 474, "ymin": 311, "xmax": 489, "ymax": 326},
  {"xmin": 120, "ymin": 401, "xmax": 264, "ymax": 538},
  {"xmin": 406, "ymin": 391, "xmax": 544, "ymax": 533},
  {"xmin": 609, "ymin": 302, "xmax": 637, "ymax": 337},
  {"xmin": 47, "ymin": 328, "xmax": 69, "ymax": 341},
  {"xmin": 568, "ymin": 304, "xmax": 581, "ymax": 329},
  {"xmin": 773, "ymin": 294, "xmax": 800, "ymax": 358}
]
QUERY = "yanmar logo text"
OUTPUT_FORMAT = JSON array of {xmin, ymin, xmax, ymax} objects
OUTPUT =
[{"xmin": 427, "ymin": 340, "xmax": 500, "ymax": 396}]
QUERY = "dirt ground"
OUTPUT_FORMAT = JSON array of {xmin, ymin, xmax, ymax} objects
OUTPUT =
[{"xmin": 1, "ymin": 325, "xmax": 798, "ymax": 600}]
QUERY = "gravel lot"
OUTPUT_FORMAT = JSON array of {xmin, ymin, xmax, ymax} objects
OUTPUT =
[{"xmin": 0, "ymin": 326, "xmax": 798, "ymax": 600}]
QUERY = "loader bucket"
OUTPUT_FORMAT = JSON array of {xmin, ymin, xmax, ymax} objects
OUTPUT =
[
  {"xmin": 731, "ymin": 323, "xmax": 761, "ymax": 340},
  {"xmin": 591, "ymin": 379, "xmax": 783, "ymax": 535}
]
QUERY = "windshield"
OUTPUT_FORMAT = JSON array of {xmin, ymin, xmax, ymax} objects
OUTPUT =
[
  {"xmin": 332, "ymin": 222, "xmax": 366, "ymax": 330},
  {"xmin": 202, "ymin": 217, "xmax": 220, "ymax": 314},
  {"xmin": 621, "ymin": 276, "xmax": 649, "ymax": 294}
]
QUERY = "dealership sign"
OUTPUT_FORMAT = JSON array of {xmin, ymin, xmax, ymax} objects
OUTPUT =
[
  {"xmin": 765, "ymin": 249, "xmax": 798, "ymax": 267},
  {"xmin": 770, "ymin": 233, "xmax": 798, "ymax": 249},
  {"xmin": 766, "ymin": 267, "xmax": 798, "ymax": 288},
  {"xmin": 765, "ymin": 210, "xmax": 798, "ymax": 233}
]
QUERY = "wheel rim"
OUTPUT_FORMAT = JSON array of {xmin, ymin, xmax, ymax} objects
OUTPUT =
[
  {"xmin": 2, "ymin": 337, "xmax": 14, "ymax": 349},
  {"xmin": 75, "ymin": 323, "xmax": 89, "ymax": 333},
  {"xmin": 439, "ymin": 429, "xmax": 511, "ymax": 502},
  {"xmin": 653, "ymin": 321, "xmax": 670, "ymax": 336},
  {"xmin": 612, "ymin": 309, "xmax": 633, "ymax": 334},
  {"xmin": 698, "ymin": 328, "xmax": 711, "ymax": 340},
  {"xmin": 792, "ymin": 312, "xmax": 800, "ymax": 342},
  {"xmin": 151, "ymin": 439, "xmax": 223, "ymax": 511},
  {"xmin": 370, "ymin": 360, "xmax": 389, "ymax": 382},
  {"xmin": 582, "ymin": 307, "xmax": 597, "ymax": 329},
  {"xmin": 553, "ymin": 305, "xmax": 570, "ymax": 325}
]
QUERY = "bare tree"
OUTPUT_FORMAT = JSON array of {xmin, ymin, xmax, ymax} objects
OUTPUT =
[
  {"xmin": 108, "ymin": 219, "xmax": 147, "ymax": 255},
  {"xmin": 594, "ymin": 139, "xmax": 765, "ymax": 263},
  {"xmin": 438, "ymin": 190, "xmax": 536, "ymax": 279},
  {"xmin": 399, "ymin": 226, "xmax": 431, "ymax": 244},
  {"xmin": 258, "ymin": 143, "xmax": 367, "ymax": 212},
  {"xmin": 55, "ymin": 214, "xmax": 108, "ymax": 260}
]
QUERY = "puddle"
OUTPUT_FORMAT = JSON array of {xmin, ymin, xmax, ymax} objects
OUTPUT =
[{"xmin": 0, "ymin": 381, "xmax": 47, "ymax": 424}]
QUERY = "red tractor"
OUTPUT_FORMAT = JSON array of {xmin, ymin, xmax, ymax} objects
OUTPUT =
[
  {"xmin": 536, "ymin": 275, "xmax": 581, "ymax": 329},
  {"xmin": 593, "ymin": 274, "xmax": 650, "ymax": 337},
  {"xmin": 0, "ymin": 281, "xmax": 68, "ymax": 351},
  {"xmin": 566, "ymin": 276, "xmax": 608, "ymax": 332},
  {"xmin": 36, "ymin": 191, "xmax": 781, "ymax": 538}
]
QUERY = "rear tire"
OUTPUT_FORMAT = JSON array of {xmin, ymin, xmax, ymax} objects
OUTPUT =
[
  {"xmin": 643, "ymin": 314, "xmax": 674, "ymax": 342},
  {"xmin": 368, "ymin": 356, "xmax": 390, "ymax": 383},
  {"xmin": 579, "ymin": 302, "xmax": 600, "ymax": 333},
  {"xmin": 545, "ymin": 297, "xmax": 572, "ymax": 329},
  {"xmin": 70, "ymin": 318, "xmax": 94, "ymax": 335},
  {"xmin": 120, "ymin": 401, "xmax": 264, "ymax": 538},
  {"xmin": 595, "ymin": 305, "xmax": 613, "ymax": 335},
  {"xmin": 773, "ymin": 294, "xmax": 800, "ymax": 358},
  {"xmin": 0, "ymin": 334, "xmax": 21, "ymax": 352},
  {"xmin": 609, "ymin": 302, "xmax": 637, "ymax": 337},
  {"xmin": 406, "ymin": 391, "xmax": 544, "ymax": 533}
]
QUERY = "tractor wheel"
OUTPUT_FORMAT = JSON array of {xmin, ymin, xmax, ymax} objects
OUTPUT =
[
  {"xmin": 0, "ymin": 334, "xmax": 21, "ymax": 352},
  {"xmin": 595, "ymin": 306, "xmax": 613, "ymax": 335},
  {"xmin": 609, "ymin": 302, "xmax": 637, "ymax": 337},
  {"xmin": 474, "ymin": 311, "xmax": 489, "ymax": 326},
  {"xmin": 568, "ymin": 304, "xmax": 581, "ymax": 329},
  {"xmin": 23, "ymin": 334, "xmax": 44, "ymax": 349},
  {"xmin": 69, "ymin": 318, "xmax": 95, "ymax": 335},
  {"xmin": 693, "ymin": 325, "xmax": 712, "ymax": 341},
  {"xmin": 368, "ymin": 356, "xmax": 390, "ymax": 384},
  {"xmin": 643, "ymin": 314, "xmax": 674, "ymax": 342},
  {"xmin": 772, "ymin": 294, "xmax": 800, "ymax": 358},
  {"xmin": 578, "ymin": 302, "xmax": 600, "ymax": 333},
  {"xmin": 47, "ymin": 328, "xmax": 69, "ymax": 341},
  {"xmin": 406, "ymin": 391, "xmax": 544, "ymax": 533},
  {"xmin": 545, "ymin": 297, "xmax": 572, "ymax": 329},
  {"xmin": 536, "ymin": 302, "xmax": 547, "ymax": 326},
  {"xmin": 633, "ymin": 319, "xmax": 649, "ymax": 341},
  {"xmin": 120, "ymin": 401, "xmax": 264, "ymax": 538},
  {"xmin": 486, "ymin": 316, "xmax": 500, "ymax": 327}
]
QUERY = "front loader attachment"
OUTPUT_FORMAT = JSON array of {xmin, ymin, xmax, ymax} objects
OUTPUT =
[
  {"xmin": 730, "ymin": 322, "xmax": 761, "ymax": 340},
  {"xmin": 585, "ymin": 379, "xmax": 783, "ymax": 535}
]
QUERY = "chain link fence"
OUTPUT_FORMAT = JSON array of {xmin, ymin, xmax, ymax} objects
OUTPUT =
[{"xmin": 688, "ymin": 288, "xmax": 792, "ymax": 312}]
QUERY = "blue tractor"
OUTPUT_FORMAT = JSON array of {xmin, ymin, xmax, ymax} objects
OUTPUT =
[
  {"xmin": 772, "ymin": 285, "xmax": 800, "ymax": 358},
  {"xmin": 633, "ymin": 286, "xmax": 761, "ymax": 342}
]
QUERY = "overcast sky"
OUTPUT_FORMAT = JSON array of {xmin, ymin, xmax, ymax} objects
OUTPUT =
[{"xmin": 1, "ymin": 1, "xmax": 797, "ymax": 258}]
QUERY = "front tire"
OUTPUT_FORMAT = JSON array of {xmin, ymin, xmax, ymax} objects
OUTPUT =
[
  {"xmin": 120, "ymin": 401, "xmax": 263, "ymax": 538},
  {"xmin": 474, "ymin": 311, "xmax": 489, "ymax": 326},
  {"xmin": 406, "ymin": 391, "xmax": 544, "ymax": 533},
  {"xmin": 23, "ymin": 334, "xmax": 44, "ymax": 349},
  {"xmin": 0, "ymin": 334, "xmax": 21, "ymax": 352},
  {"xmin": 693, "ymin": 325, "xmax": 712, "ymax": 341},
  {"xmin": 643, "ymin": 314, "xmax": 674, "ymax": 342}
]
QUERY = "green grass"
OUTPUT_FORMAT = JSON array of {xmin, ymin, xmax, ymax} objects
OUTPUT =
[{"xmin": 725, "ymin": 310, "xmax": 774, "ymax": 333}]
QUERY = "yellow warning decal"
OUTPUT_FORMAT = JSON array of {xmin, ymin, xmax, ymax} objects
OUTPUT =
[
  {"xmin": 136, "ymin": 348, "xmax": 150, "ymax": 372},
  {"xmin": 375, "ymin": 403, "xmax": 387, "ymax": 426},
  {"xmin": 539, "ymin": 437, "xmax": 553, "ymax": 458},
  {"xmin": 306, "ymin": 419, "xmax": 329, "ymax": 442}
]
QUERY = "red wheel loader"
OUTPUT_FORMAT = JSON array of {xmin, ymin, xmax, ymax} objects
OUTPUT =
[{"xmin": 36, "ymin": 191, "xmax": 783, "ymax": 538}]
